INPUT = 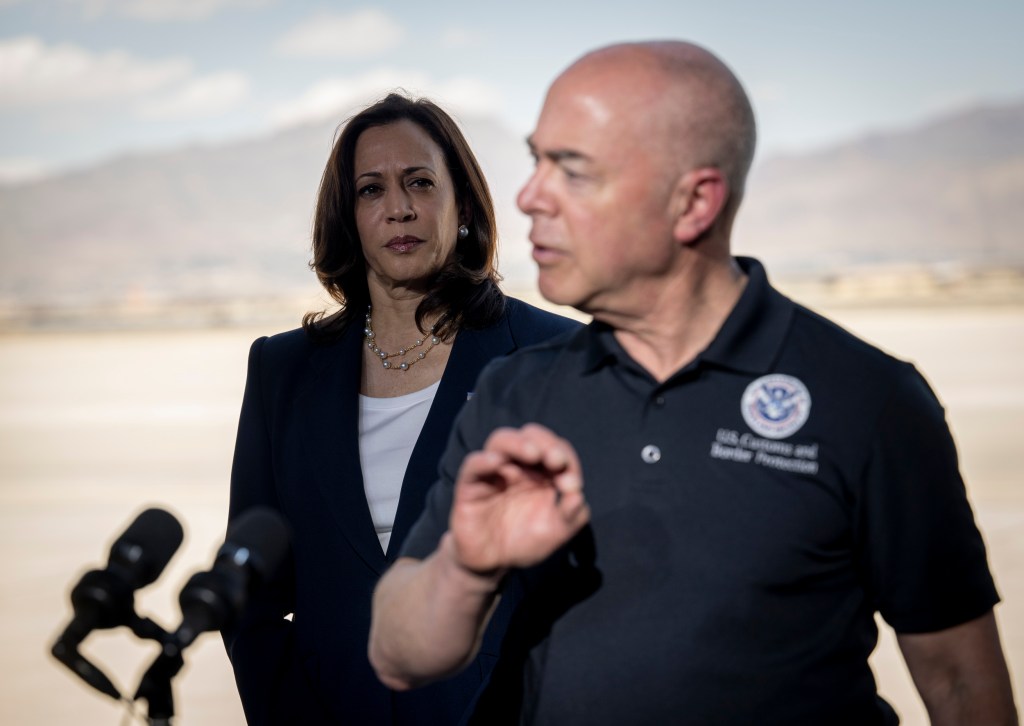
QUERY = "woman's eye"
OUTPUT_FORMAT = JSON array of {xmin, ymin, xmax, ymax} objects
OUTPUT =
[
  {"xmin": 358, "ymin": 184, "xmax": 382, "ymax": 197},
  {"xmin": 409, "ymin": 178, "xmax": 434, "ymax": 189}
]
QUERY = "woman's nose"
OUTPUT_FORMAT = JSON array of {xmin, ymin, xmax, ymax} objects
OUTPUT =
[{"xmin": 387, "ymin": 189, "xmax": 416, "ymax": 222}]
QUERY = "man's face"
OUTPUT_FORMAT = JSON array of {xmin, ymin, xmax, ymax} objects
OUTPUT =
[{"xmin": 516, "ymin": 69, "xmax": 679, "ymax": 317}]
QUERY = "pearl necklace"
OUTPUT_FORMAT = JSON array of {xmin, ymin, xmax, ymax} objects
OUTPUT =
[{"xmin": 363, "ymin": 305, "xmax": 440, "ymax": 371}]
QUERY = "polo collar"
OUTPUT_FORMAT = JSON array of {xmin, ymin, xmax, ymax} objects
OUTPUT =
[
  {"xmin": 580, "ymin": 320, "xmax": 621, "ymax": 374},
  {"xmin": 699, "ymin": 256, "xmax": 794, "ymax": 374},
  {"xmin": 577, "ymin": 256, "xmax": 794, "ymax": 377}
]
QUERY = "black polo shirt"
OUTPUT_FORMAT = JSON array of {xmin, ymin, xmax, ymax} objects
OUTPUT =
[{"xmin": 403, "ymin": 257, "xmax": 999, "ymax": 726}]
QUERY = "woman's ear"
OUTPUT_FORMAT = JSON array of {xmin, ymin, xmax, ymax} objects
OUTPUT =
[
  {"xmin": 671, "ymin": 167, "xmax": 728, "ymax": 244},
  {"xmin": 457, "ymin": 183, "xmax": 476, "ymax": 226}
]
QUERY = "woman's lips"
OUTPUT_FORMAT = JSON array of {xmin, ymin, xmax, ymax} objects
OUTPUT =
[{"xmin": 386, "ymin": 235, "xmax": 424, "ymax": 253}]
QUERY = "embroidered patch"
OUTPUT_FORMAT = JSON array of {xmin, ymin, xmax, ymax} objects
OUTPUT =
[{"xmin": 740, "ymin": 374, "xmax": 811, "ymax": 440}]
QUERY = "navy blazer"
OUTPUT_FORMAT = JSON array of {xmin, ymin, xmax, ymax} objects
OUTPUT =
[{"xmin": 223, "ymin": 297, "xmax": 578, "ymax": 725}]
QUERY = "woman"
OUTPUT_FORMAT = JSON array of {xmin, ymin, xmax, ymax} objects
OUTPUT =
[{"xmin": 222, "ymin": 94, "xmax": 578, "ymax": 725}]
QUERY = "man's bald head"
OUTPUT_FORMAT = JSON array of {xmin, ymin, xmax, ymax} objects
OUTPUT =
[{"xmin": 554, "ymin": 41, "xmax": 757, "ymax": 219}]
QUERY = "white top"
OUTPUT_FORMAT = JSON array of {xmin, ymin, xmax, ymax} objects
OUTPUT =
[{"xmin": 358, "ymin": 380, "xmax": 440, "ymax": 553}]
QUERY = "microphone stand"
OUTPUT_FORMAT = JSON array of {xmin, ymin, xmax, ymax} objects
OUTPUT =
[
  {"xmin": 133, "ymin": 642, "xmax": 184, "ymax": 725},
  {"xmin": 127, "ymin": 614, "xmax": 186, "ymax": 725},
  {"xmin": 51, "ymin": 611, "xmax": 179, "ymax": 723}
]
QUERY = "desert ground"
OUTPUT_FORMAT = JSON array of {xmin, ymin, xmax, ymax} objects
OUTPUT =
[{"xmin": 1, "ymin": 302, "xmax": 1021, "ymax": 725}]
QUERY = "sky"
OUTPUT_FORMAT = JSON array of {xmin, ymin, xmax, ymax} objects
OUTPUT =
[{"xmin": 1, "ymin": 0, "xmax": 1023, "ymax": 183}]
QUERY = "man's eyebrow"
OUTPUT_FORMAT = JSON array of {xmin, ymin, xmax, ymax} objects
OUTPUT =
[{"xmin": 525, "ymin": 137, "xmax": 592, "ymax": 163}]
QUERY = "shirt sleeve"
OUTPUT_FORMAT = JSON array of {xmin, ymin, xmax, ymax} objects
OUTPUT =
[{"xmin": 857, "ymin": 362, "xmax": 999, "ymax": 634}]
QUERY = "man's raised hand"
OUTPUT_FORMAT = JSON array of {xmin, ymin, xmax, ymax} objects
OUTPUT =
[{"xmin": 449, "ymin": 424, "xmax": 590, "ymax": 576}]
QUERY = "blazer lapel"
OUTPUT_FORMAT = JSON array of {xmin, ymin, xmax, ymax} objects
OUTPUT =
[
  {"xmin": 298, "ymin": 323, "xmax": 388, "ymax": 573},
  {"xmin": 388, "ymin": 317, "xmax": 517, "ymax": 563}
]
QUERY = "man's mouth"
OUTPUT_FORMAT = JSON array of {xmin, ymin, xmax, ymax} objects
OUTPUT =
[{"xmin": 530, "ymin": 241, "xmax": 564, "ymax": 265}]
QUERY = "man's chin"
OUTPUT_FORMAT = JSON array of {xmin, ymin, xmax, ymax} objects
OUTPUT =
[
  {"xmin": 537, "ymin": 277, "xmax": 571, "ymax": 306},
  {"xmin": 537, "ymin": 279, "xmax": 593, "ymax": 317}
]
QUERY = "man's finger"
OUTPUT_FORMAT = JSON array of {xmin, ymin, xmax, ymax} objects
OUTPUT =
[
  {"xmin": 456, "ymin": 450, "xmax": 508, "ymax": 490},
  {"xmin": 483, "ymin": 427, "xmax": 544, "ymax": 465},
  {"xmin": 555, "ymin": 490, "xmax": 590, "ymax": 526},
  {"xmin": 518, "ymin": 424, "xmax": 582, "ymax": 480}
]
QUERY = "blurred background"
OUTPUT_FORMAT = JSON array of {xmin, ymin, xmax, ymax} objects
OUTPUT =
[{"xmin": 1, "ymin": 1, "xmax": 1022, "ymax": 723}]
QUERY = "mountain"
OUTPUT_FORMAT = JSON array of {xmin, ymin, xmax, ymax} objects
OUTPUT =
[
  {"xmin": 734, "ymin": 101, "xmax": 1024, "ymax": 274},
  {"xmin": 0, "ymin": 113, "xmax": 536, "ymax": 314},
  {"xmin": 1, "ymin": 99, "xmax": 1022, "ymax": 326}
]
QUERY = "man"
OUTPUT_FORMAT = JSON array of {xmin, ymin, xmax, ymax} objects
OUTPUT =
[{"xmin": 369, "ymin": 41, "xmax": 1018, "ymax": 725}]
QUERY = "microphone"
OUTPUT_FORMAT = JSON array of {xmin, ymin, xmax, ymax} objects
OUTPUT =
[
  {"xmin": 51, "ymin": 507, "xmax": 184, "ymax": 699},
  {"xmin": 133, "ymin": 507, "xmax": 289, "ymax": 720},
  {"xmin": 173, "ymin": 506, "xmax": 289, "ymax": 649}
]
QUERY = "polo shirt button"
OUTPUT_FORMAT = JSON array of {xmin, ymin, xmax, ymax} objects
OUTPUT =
[{"xmin": 641, "ymin": 445, "xmax": 662, "ymax": 464}]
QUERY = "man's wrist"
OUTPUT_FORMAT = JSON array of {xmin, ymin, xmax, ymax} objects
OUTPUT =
[{"xmin": 438, "ymin": 532, "xmax": 507, "ymax": 594}]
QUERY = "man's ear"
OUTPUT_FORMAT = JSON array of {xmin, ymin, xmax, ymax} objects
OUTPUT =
[{"xmin": 671, "ymin": 168, "xmax": 728, "ymax": 244}]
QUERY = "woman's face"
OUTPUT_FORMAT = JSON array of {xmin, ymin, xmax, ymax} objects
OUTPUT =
[{"xmin": 353, "ymin": 119, "xmax": 462, "ymax": 297}]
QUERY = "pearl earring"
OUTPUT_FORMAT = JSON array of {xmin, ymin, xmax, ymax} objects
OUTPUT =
[{"xmin": 457, "ymin": 224, "xmax": 469, "ymax": 239}]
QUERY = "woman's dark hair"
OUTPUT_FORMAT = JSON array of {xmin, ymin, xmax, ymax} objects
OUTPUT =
[{"xmin": 302, "ymin": 93, "xmax": 504, "ymax": 341}]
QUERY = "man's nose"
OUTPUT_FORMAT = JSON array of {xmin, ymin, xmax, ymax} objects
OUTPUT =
[{"xmin": 517, "ymin": 165, "xmax": 553, "ymax": 216}]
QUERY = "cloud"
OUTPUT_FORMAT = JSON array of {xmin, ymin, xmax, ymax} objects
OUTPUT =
[
  {"xmin": 275, "ymin": 9, "xmax": 405, "ymax": 58},
  {"xmin": 66, "ymin": 0, "xmax": 271, "ymax": 21},
  {"xmin": 268, "ymin": 69, "xmax": 504, "ymax": 129},
  {"xmin": 137, "ymin": 70, "xmax": 250, "ymax": 119},
  {"xmin": 0, "ymin": 36, "xmax": 190, "ymax": 107},
  {"xmin": 268, "ymin": 70, "xmax": 428, "ymax": 128}
]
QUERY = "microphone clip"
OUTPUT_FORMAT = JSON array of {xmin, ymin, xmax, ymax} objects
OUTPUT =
[{"xmin": 51, "ymin": 609, "xmax": 172, "ymax": 703}]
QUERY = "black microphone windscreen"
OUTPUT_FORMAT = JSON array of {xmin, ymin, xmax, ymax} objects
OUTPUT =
[
  {"xmin": 109, "ymin": 507, "xmax": 184, "ymax": 588},
  {"xmin": 222, "ymin": 507, "xmax": 289, "ymax": 581}
]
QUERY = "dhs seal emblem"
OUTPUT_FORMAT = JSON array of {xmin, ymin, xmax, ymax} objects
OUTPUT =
[{"xmin": 741, "ymin": 374, "xmax": 811, "ymax": 439}]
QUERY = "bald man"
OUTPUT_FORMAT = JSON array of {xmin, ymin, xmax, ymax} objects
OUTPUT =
[{"xmin": 369, "ymin": 42, "xmax": 1018, "ymax": 725}]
